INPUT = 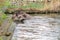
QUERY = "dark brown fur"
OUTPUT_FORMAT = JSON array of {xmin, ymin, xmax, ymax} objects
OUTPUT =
[{"xmin": 12, "ymin": 10, "xmax": 31, "ymax": 23}]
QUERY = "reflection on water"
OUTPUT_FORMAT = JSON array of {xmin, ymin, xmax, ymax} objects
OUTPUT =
[{"xmin": 11, "ymin": 14, "xmax": 60, "ymax": 40}]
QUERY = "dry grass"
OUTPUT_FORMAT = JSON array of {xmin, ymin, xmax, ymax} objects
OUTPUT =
[
  {"xmin": 45, "ymin": 0, "xmax": 60, "ymax": 10},
  {"xmin": 0, "ymin": 0, "xmax": 60, "ymax": 11}
]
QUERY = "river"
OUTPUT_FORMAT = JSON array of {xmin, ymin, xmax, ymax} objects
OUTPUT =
[{"xmin": 11, "ymin": 14, "xmax": 60, "ymax": 40}]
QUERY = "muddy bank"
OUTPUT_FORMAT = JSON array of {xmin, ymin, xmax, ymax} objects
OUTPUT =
[{"xmin": 4, "ymin": 8, "xmax": 60, "ymax": 14}]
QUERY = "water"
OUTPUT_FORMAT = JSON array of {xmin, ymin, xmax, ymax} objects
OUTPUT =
[{"xmin": 11, "ymin": 14, "xmax": 60, "ymax": 40}]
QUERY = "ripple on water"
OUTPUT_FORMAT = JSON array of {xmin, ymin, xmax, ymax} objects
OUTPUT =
[{"xmin": 11, "ymin": 16, "xmax": 60, "ymax": 40}]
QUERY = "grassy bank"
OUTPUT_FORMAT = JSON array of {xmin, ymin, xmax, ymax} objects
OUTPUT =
[
  {"xmin": 0, "ymin": 37, "xmax": 3, "ymax": 40},
  {"xmin": 0, "ymin": 11, "xmax": 7, "ymax": 26}
]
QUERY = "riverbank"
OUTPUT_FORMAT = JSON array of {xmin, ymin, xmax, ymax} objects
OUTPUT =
[{"xmin": 0, "ymin": 15, "xmax": 16, "ymax": 40}]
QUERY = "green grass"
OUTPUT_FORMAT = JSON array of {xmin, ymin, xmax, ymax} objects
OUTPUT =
[
  {"xmin": 0, "ymin": 37, "xmax": 3, "ymax": 40},
  {"xmin": 0, "ymin": 13, "xmax": 7, "ymax": 20},
  {"xmin": 0, "ymin": 11, "xmax": 7, "ymax": 26},
  {"xmin": 21, "ymin": 2, "xmax": 44, "ymax": 9}
]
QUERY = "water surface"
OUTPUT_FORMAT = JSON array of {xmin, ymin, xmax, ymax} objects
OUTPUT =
[{"xmin": 11, "ymin": 14, "xmax": 60, "ymax": 40}]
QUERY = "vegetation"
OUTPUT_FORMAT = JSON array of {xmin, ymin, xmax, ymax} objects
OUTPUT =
[
  {"xmin": 21, "ymin": 2, "xmax": 44, "ymax": 9},
  {"xmin": 0, "ymin": 37, "xmax": 3, "ymax": 40},
  {"xmin": 0, "ymin": 0, "xmax": 10, "ymax": 26},
  {"xmin": 0, "ymin": 11, "xmax": 7, "ymax": 26}
]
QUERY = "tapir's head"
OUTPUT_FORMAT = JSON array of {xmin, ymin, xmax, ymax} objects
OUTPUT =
[{"xmin": 12, "ymin": 10, "xmax": 26, "ymax": 21}]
